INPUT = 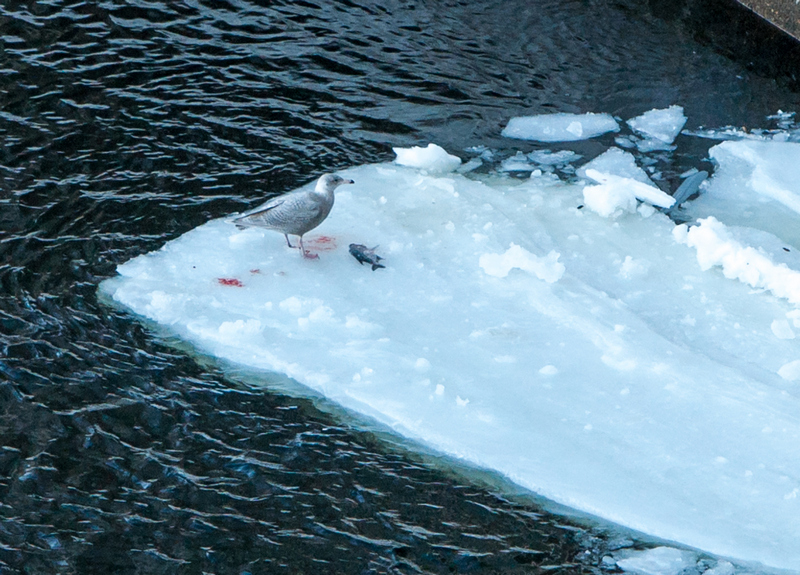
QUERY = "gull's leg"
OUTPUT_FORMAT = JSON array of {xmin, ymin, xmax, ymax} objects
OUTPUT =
[
  {"xmin": 299, "ymin": 236, "xmax": 319, "ymax": 259},
  {"xmin": 284, "ymin": 234, "xmax": 297, "ymax": 248}
]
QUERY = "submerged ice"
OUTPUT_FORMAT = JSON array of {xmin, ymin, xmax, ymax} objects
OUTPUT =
[{"xmin": 103, "ymin": 114, "xmax": 800, "ymax": 572}]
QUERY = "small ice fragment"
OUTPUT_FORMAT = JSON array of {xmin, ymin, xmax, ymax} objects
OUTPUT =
[
  {"xmin": 457, "ymin": 157, "xmax": 483, "ymax": 173},
  {"xmin": 627, "ymin": 106, "xmax": 688, "ymax": 149},
  {"xmin": 619, "ymin": 256, "xmax": 649, "ymax": 279},
  {"xmin": 616, "ymin": 546, "xmax": 697, "ymax": 575},
  {"xmin": 502, "ymin": 112, "xmax": 619, "ymax": 142},
  {"xmin": 501, "ymin": 152, "xmax": 536, "ymax": 172},
  {"xmin": 637, "ymin": 203, "xmax": 656, "ymax": 217},
  {"xmin": 528, "ymin": 150, "xmax": 581, "ymax": 165},
  {"xmin": 479, "ymin": 244, "xmax": 565, "ymax": 282},
  {"xmin": 415, "ymin": 358, "xmax": 431, "ymax": 372},
  {"xmin": 582, "ymin": 180, "xmax": 637, "ymax": 218},
  {"xmin": 539, "ymin": 365, "xmax": 559, "ymax": 375},
  {"xmin": 778, "ymin": 360, "xmax": 800, "ymax": 381},
  {"xmin": 456, "ymin": 396, "xmax": 469, "ymax": 407},
  {"xmin": 771, "ymin": 319, "xmax": 795, "ymax": 340},
  {"xmin": 585, "ymin": 170, "xmax": 675, "ymax": 209},
  {"xmin": 578, "ymin": 148, "xmax": 654, "ymax": 185},
  {"xmin": 435, "ymin": 384, "xmax": 445, "ymax": 396},
  {"xmin": 705, "ymin": 560, "xmax": 735, "ymax": 575},
  {"xmin": 393, "ymin": 143, "xmax": 461, "ymax": 173}
]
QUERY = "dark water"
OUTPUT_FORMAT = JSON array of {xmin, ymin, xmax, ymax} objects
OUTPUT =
[{"xmin": 2, "ymin": 0, "xmax": 799, "ymax": 573}]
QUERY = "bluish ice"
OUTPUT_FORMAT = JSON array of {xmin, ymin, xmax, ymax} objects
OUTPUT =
[{"xmin": 102, "ymin": 109, "xmax": 800, "ymax": 573}]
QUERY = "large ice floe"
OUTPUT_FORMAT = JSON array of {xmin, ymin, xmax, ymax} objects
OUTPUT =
[{"xmin": 102, "ymin": 110, "xmax": 800, "ymax": 573}]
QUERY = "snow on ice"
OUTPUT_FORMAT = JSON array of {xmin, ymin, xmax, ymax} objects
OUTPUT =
[{"xmin": 102, "ymin": 109, "xmax": 800, "ymax": 573}]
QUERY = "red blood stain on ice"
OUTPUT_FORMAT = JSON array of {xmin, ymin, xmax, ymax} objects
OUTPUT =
[
  {"xmin": 217, "ymin": 278, "xmax": 244, "ymax": 287},
  {"xmin": 306, "ymin": 235, "xmax": 337, "ymax": 251}
]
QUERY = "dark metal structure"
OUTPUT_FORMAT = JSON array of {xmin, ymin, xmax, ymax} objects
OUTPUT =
[
  {"xmin": 648, "ymin": 0, "xmax": 800, "ymax": 89},
  {"xmin": 740, "ymin": 0, "xmax": 800, "ymax": 38}
]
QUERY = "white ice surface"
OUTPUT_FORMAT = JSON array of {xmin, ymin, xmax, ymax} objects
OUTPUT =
[
  {"xmin": 577, "ymin": 147, "xmax": 656, "ymax": 186},
  {"xmin": 582, "ymin": 170, "xmax": 674, "ymax": 217},
  {"xmin": 392, "ymin": 143, "xmax": 461, "ymax": 173},
  {"xmin": 502, "ymin": 112, "xmax": 619, "ymax": 141},
  {"xmin": 683, "ymin": 140, "xmax": 800, "ymax": 248},
  {"xmin": 102, "ymin": 142, "xmax": 800, "ymax": 572},
  {"xmin": 627, "ymin": 106, "xmax": 688, "ymax": 152},
  {"xmin": 616, "ymin": 547, "xmax": 698, "ymax": 575}
]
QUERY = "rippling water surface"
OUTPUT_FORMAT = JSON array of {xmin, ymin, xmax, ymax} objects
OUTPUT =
[{"xmin": 2, "ymin": 0, "xmax": 800, "ymax": 573}]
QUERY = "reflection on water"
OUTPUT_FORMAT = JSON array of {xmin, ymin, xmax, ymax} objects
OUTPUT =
[{"xmin": 1, "ymin": 0, "xmax": 798, "ymax": 572}]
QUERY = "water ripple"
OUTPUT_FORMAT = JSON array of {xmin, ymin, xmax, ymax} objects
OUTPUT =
[{"xmin": 1, "ymin": 0, "xmax": 799, "ymax": 572}]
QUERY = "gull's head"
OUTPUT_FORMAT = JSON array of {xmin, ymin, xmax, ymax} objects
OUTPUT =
[{"xmin": 316, "ymin": 173, "xmax": 355, "ymax": 193}]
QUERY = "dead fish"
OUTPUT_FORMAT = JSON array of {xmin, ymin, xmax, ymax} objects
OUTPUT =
[{"xmin": 349, "ymin": 244, "xmax": 385, "ymax": 270}]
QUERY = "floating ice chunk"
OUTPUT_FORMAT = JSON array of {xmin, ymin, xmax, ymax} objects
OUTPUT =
[
  {"xmin": 683, "ymin": 126, "xmax": 770, "ymax": 141},
  {"xmin": 393, "ymin": 143, "xmax": 461, "ymax": 173},
  {"xmin": 767, "ymin": 109, "xmax": 796, "ymax": 128},
  {"xmin": 585, "ymin": 170, "xmax": 674, "ymax": 209},
  {"xmin": 682, "ymin": 141, "xmax": 800, "ymax": 254},
  {"xmin": 582, "ymin": 170, "xmax": 674, "ymax": 218},
  {"xmin": 716, "ymin": 141, "xmax": 800, "ymax": 216},
  {"xmin": 528, "ymin": 150, "xmax": 582, "ymax": 165},
  {"xmin": 502, "ymin": 112, "xmax": 619, "ymax": 142},
  {"xmin": 627, "ymin": 105, "xmax": 688, "ymax": 151},
  {"xmin": 616, "ymin": 547, "xmax": 697, "ymax": 575},
  {"xmin": 500, "ymin": 152, "xmax": 536, "ymax": 172},
  {"xmin": 583, "ymin": 180, "xmax": 637, "ymax": 218},
  {"xmin": 457, "ymin": 157, "xmax": 483, "ymax": 173},
  {"xmin": 103, "ymin": 158, "xmax": 800, "ymax": 571},
  {"xmin": 479, "ymin": 244, "xmax": 565, "ymax": 282},
  {"xmin": 577, "ymin": 148, "xmax": 656, "ymax": 186},
  {"xmin": 675, "ymin": 217, "xmax": 800, "ymax": 305}
]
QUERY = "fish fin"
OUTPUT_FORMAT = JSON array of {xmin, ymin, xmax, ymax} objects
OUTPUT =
[{"xmin": 371, "ymin": 262, "xmax": 386, "ymax": 271}]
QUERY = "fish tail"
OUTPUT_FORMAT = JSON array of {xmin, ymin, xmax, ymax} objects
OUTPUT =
[{"xmin": 371, "ymin": 262, "xmax": 386, "ymax": 271}]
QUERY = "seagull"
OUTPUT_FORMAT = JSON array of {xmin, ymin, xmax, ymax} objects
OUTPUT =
[{"xmin": 231, "ymin": 173, "xmax": 354, "ymax": 258}]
